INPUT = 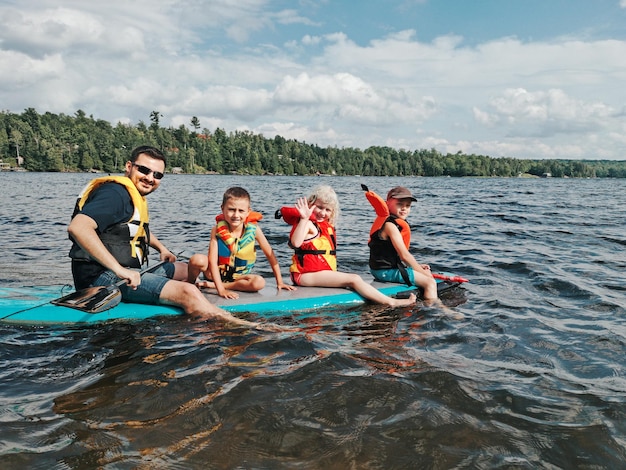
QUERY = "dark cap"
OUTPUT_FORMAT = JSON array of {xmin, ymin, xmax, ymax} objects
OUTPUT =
[{"xmin": 387, "ymin": 186, "xmax": 417, "ymax": 202}]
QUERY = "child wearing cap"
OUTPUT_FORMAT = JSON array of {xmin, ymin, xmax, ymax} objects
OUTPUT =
[{"xmin": 364, "ymin": 185, "xmax": 439, "ymax": 300}]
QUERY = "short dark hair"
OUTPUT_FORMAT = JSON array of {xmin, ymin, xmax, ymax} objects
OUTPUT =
[
  {"xmin": 222, "ymin": 186, "xmax": 251, "ymax": 205},
  {"xmin": 130, "ymin": 145, "xmax": 166, "ymax": 167}
]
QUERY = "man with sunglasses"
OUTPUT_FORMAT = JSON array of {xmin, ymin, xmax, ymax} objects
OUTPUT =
[{"xmin": 68, "ymin": 145, "xmax": 257, "ymax": 326}]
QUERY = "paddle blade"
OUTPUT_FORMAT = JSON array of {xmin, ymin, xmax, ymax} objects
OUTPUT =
[
  {"xmin": 432, "ymin": 273, "xmax": 469, "ymax": 283},
  {"xmin": 51, "ymin": 285, "xmax": 122, "ymax": 313}
]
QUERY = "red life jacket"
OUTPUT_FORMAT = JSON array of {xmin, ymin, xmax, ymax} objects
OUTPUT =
[{"xmin": 277, "ymin": 206, "xmax": 337, "ymax": 273}]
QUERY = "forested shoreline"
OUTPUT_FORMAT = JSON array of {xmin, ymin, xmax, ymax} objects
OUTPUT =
[{"xmin": 2, "ymin": 108, "xmax": 625, "ymax": 177}]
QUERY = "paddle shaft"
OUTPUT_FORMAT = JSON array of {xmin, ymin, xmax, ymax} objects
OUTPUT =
[
  {"xmin": 111, "ymin": 259, "xmax": 169, "ymax": 288},
  {"xmin": 70, "ymin": 258, "xmax": 171, "ymax": 293}
]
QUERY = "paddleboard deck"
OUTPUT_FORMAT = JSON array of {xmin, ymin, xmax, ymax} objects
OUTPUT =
[{"xmin": 0, "ymin": 277, "xmax": 460, "ymax": 325}]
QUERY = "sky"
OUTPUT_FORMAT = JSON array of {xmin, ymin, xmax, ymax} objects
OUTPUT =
[{"xmin": 2, "ymin": 0, "xmax": 626, "ymax": 160}]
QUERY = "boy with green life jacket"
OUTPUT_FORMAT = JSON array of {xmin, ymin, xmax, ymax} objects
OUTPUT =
[{"xmin": 187, "ymin": 186, "xmax": 295, "ymax": 299}]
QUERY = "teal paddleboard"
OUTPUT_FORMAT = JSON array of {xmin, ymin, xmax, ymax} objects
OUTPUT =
[{"xmin": 0, "ymin": 277, "xmax": 459, "ymax": 324}]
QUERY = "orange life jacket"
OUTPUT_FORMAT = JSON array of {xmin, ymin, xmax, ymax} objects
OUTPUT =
[
  {"xmin": 365, "ymin": 187, "xmax": 414, "ymax": 284},
  {"xmin": 364, "ymin": 188, "xmax": 411, "ymax": 249}
]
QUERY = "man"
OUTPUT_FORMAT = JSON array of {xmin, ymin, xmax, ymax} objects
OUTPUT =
[{"xmin": 68, "ymin": 145, "xmax": 257, "ymax": 327}]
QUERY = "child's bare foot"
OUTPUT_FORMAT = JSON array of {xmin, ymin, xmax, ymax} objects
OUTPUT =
[
  {"xmin": 196, "ymin": 280, "xmax": 216, "ymax": 289},
  {"xmin": 423, "ymin": 298, "xmax": 465, "ymax": 320},
  {"xmin": 442, "ymin": 306, "xmax": 465, "ymax": 320},
  {"xmin": 391, "ymin": 292, "xmax": 416, "ymax": 307}
]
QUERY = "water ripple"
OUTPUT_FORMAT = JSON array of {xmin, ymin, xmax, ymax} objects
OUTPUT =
[{"xmin": 1, "ymin": 175, "xmax": 626, "ymax": 468}]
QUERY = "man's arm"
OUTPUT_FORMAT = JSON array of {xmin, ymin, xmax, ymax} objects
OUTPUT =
[
  {"xmin": 149, "ymin": 233, "xmax": 176, "ymax": 262},
  {"xmin": 68, "ymin": 214, "xmax": 141, "ymax": 288}
]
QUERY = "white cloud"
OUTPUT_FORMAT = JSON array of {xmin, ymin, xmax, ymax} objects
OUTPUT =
[
  {"xmin": 0, "ymin": 5, "xmax": 151, "ymax": 59},
  {"xmin": 254, "ymin": 121, "xmax": 339, "ymax": 143},
  {"xmin": 0, "ymin": 50, "xmax": 64, "ymax": 86},
  {"xmin": 1, "ymin": 2, "xmax": 626, "ymax": 159},
  {"xmin": 272, "ymin": 72, "xmax": 436, "ymax": 127},
  {"xmin": 476, "ymin": 88, "xmax": 614, "ymax": 138},
  {"xmin": 302, "ymin": 35, "xmax": 322, "ymax": 46},
  {"xmin": 1, "ymin": 7, "xmax": 104, "ymax": 54}
]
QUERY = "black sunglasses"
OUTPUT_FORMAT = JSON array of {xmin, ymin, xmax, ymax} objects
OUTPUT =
[{"xmin": 131, "ymin": 163, "xmax": 164, "ymax": 180}]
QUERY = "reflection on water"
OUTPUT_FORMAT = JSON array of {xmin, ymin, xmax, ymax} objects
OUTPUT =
[{"xmin": 1, "ymin": 174, "xmax": 625, "ymax": 468}]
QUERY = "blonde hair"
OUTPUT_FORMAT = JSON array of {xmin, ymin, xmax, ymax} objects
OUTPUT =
[{"xmin": 307, "ymin": 185, "xmax": 340, "ymax": 225}]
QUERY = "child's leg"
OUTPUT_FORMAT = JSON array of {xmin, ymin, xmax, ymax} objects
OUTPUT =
[
  {"xmin": 224, "ymin": 274, "xmax": 266, "ymax": 293},
  {"xmin": 172, "ymin": 261, "xmax": 191, "ymax": 281},
  {"xmin": 412, "ymin": 271, "xmax": 438, "ymax": 300},
  {"xmin": 298, "ymin": 271, "xmax": 415, "ymax": 307},
  {"xmin": 187, "ymin": 254, "xmax": 209, "ymax": 284}
]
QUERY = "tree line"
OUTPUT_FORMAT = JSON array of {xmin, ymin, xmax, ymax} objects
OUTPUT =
[{"xmin": 1, "ymin": 108, "xmax": 625, "ymax": 178}]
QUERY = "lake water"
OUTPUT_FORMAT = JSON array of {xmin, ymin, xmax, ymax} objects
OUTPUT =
[{"xmin": 0, "ymin": 173, "xmax": 625, "ymax": 468}]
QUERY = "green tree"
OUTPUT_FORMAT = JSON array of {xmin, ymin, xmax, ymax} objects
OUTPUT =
[
  {"xmin": 190, "ymin": 116, "xmax": 200, "ymax": 132},
  {"xmin": 1, "ymin": 108, "xmax": 624, "ymax": 178}
]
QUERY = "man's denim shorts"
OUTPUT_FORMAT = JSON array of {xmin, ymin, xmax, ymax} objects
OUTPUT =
[{"xmin": 91, "ymin": 263, "xmax": 176, "ymax": 304}]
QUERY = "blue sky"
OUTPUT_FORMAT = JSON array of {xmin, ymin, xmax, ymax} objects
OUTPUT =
[{"xmin": 2, "ymin": 0, "xmax": 626, "ymax": 160}]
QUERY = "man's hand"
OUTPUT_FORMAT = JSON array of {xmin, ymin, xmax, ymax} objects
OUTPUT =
[
  {"xmin": 115, "ymin": 267, "xmax": 141, "ymax": 289},
  {"xmin": 160, "ymin": 248, "xmax": 177, "ymax": 262}
]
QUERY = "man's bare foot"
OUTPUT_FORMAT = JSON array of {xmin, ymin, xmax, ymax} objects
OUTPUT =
[
  {"xmin": 190, "ymin": 312, "xmax": 294, "ymax": 332},
  {"xmin": 254, "ymin": 322, "xmax": 295, "ymax": 332},
  {"xmin": 196, "ymin": 280, "xmax": 216, "ymax": 289},
  {"xmin": 190, "ymin": 310, "xmax": 259, "ymax": 328}
]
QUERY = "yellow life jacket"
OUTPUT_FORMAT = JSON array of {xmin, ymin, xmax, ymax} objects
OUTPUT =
[{"xmin": 71, "ymin": 176, "xmax": 150, "ymax": 267}]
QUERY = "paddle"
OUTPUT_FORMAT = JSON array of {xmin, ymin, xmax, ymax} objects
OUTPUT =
[
  {"xmin": 51, "ymin": 260, "xmax": 169, "ymax": 313},
  {"xmin": 432, "ymin": 273, "xmax": 469, "ymax": 283}
]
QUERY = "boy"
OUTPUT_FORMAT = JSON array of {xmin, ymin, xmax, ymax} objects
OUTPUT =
[
  {"xmin": 365, "ymin": 186, "xmax": 438, "ymax": 300},
  {"xmin": 188, "ymin": 187, "xmax": 295, "ymax": 299}
]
